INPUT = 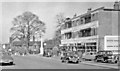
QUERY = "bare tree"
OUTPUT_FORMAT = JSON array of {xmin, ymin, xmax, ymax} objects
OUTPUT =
[
  {"xmin": 54, "ymin": 13, "xmax": 65, "ymax": 46},
  {"xmin": 56, "ymin": 13, "xmax": 65, "ymax": 28},
  {"xmin": 10, "ymin": 11, "xmax": 46, "ymax": 48}
]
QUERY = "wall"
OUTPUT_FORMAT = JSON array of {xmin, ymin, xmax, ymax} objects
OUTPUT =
[
  {"xmin": 98, "ymin": 11, "xmax": 112, "ymax": 37},
  {"xmin": 118, "ymin": 11, "xmax": 120, "ymax": 36},
  {"xmin": 98, "ymin": 10, "xmax": 119, "ymax": 51},
  {"xmin": 111, "ymin": 11, "xmax": 119, "ymax": 35}
]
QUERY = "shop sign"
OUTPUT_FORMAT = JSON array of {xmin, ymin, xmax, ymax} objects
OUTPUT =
[{"xmin": 104, "ymin": 36, "xmax": 120, "ymax": 51}]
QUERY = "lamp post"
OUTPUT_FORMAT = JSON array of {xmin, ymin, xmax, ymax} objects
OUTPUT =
[{"xmin": 40, "ymin": 37, "xmax": 43, "ymax": 55}]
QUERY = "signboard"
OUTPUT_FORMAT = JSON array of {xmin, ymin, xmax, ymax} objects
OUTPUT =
[{"xmin": 104, "ymin": 36, "xmax": 120, "ymax": 51}]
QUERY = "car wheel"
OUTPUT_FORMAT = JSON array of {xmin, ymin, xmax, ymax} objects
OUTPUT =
[
  {"xmin": 111, "ymin": 60, "xmax": 117, "ymax": 64},
  {"xmin": 10, "ymin": 62, "xmax": 13, "ymax": 65},
  {"xmin": 65, "ymin": 60, "xmax": 69, "ymax": 63},
  {"xmin": 76, "ymin": 60, "xmax": 79, "ymax": 64},
  {"xmin": 115, "ymin": 60, "xmax": 118, "ymax": 64},
  {"xmin": 94, "ymin": 59, "xmax": 98, "ymax": 62},
  {"xmin": 103, "ymin": 59, "xmax": 107, "ymax": 63},
  {"xmin": 101, "ymin": 58, "xmax": 106, "ymax": 63},
  {"xmin": 61, "ymin": 60, "xmax": 64, "ymax": 63}
]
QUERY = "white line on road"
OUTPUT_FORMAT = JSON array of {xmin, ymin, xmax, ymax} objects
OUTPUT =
[{"xmin": 81, "ymin": 62, "xmax": 118, "ymax": 69}]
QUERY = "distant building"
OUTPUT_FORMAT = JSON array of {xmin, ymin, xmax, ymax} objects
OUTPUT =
[
  {"xmin": 9, "ymin": 36, "xmax": 41, "ymax": 54},
  {"xmin": 60, "ymin": 2, "xmax": 120, "ymax": 53}
]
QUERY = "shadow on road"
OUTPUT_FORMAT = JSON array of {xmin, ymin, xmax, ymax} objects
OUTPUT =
[{"xmin": 0, "ymin": 63, "xmax": 15, "ymax": 66}]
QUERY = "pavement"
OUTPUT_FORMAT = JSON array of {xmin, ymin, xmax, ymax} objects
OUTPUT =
[
  {"xmin": 1, "ymin": 55, "xmax": 119, "ymax": 69},
  {"xmin": 47, "ymin": 55, "xmax": 119, "ymax": 69}
]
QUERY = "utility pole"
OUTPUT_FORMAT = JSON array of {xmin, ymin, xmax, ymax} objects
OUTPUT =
[{"xmin": 40, "ymin": 37, "xmax": 43, "ymax": 55}]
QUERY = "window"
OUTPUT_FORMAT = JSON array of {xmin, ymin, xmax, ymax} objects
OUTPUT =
[
  {"xmin": 78, "ymin": 31, "xmax": 83, "ymax": 37},
  {"xmin": 84, "ymin": 14, "xmax": 91, "ymax": 24},
  {"xmin": 80, "ymin": 18, "xmax": 85, "ymax": 24},
  {"xmin": 90, "ymin": 28, "xmax": 97, "ymax": 36},
  {"xmin": 76, "ymin": 19, "xmax": 80, "ymax": 26},
  {"xmin": 65, "ymin": 32, "xmax": 72, "ymax": 39},
  {"xmin": 91, "ymin": 13, "xmax": 98, "ymax": 21}
]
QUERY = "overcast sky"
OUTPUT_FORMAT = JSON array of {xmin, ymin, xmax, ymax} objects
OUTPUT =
[{"xmin": 0, "ymin": 0, "xmax": 117, "ymax": 43}]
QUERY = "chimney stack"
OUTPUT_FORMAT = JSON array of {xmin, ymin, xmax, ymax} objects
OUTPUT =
[
  {"xmin": 73, "ymin": 13, "xmax": 77, "ymax": 18},
  {"xmin": 114, "ymin": 1, "xmax": 120, "ymax": 10},
  {"xmin": 87, "ymin": 8, "xmax": 92, "ymax": 13}
]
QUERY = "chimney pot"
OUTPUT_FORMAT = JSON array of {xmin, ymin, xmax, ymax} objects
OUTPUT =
[
  {"xmin": 87, "ymin": 8, "xmax": 92, "ymax": 13},
  {"xmin": 114, "ymin": 1, "xmax": 120, "ymax": 10}
]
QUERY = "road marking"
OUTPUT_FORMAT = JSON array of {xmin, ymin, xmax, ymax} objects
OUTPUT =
[{"xmin": 81, "ymin": 62, "xmax": 118, "ymax": 69}]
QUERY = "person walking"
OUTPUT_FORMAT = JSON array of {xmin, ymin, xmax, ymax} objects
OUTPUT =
[{"xmin": 77, "ymin": 50, "xmax": 83, "ymax": 62}]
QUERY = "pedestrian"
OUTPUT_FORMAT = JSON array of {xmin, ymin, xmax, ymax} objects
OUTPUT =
[{"xmin": 77, "ymin": 50, "xmax": 83, "ymax": 62}]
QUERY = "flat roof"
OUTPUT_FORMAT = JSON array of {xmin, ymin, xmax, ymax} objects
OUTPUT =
[{"xmin": 70, "ymin": 7, "xmax": 120, "ymax": 20}]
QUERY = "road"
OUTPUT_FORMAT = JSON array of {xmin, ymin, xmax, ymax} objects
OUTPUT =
[{"xmin": 1, "ymin": 55, "xmax": 119, "ymax": 69}]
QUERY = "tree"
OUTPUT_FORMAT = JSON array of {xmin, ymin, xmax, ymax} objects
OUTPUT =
[
  {"xmin": 10, "ymin": 11, "xmax": 46, "ymax": 48},
  {"xmin": 54, "ymin": 13, "xmax": 65, "ymax": 46},
  {"xmin": 56, "ymin": 13, "xmax": 65, "ymax": 28}
]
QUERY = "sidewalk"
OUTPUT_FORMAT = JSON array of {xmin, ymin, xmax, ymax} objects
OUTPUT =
[{"xmin": 81, "ymin": 61, "xmax": 119, "ymax": 69}]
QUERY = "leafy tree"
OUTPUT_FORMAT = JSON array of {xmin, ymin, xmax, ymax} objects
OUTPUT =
[{"xmin": 10, "ymin": 11, "xmax": 46, "ymax": 47}]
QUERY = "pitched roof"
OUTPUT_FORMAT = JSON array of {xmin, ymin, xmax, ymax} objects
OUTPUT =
[{"xmin": 12, "ymin": 41, "xmax": 41, "ymax": 46}]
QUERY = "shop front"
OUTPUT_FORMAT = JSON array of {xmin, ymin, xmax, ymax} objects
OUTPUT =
[{"xmin": 61, "ymin": 36, "xmax": 98, "ymax": 53}]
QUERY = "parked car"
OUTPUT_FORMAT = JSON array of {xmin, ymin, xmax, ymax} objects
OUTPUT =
[
  {"xmin": 61, "ymin": 51, "xmax": 79, "ymax": 63},
  {"xmin": 0, "ymin": 52, "xmax": 14, "ymax": 65},
  {"xmin": 82, "ymin": 52, "xmax": 96, "ymax": 61},
  {"xmin": 94, "ymin": 51, "xmax": 118, "ymax": 63},
  {"xmin": 43, "ymin": 50, "xmax": 53, "ymax": 57}
]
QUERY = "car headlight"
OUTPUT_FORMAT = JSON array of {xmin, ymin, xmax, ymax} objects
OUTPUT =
[
  {"xmin": 109, "ymin": 56, "xmax": 115, "ymax": 59},
  {"xmin": 0, "ymin": 60, "xmax": 3, "ymax": 62},
  {"xmin": 108, "ymin": 56, "xmax": 112, "ymax": 58}
]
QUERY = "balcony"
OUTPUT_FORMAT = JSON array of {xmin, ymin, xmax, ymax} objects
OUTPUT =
[
  {"xmin": 61, "ymin": 21, "xmax": 99, "ymax": 35},
  {"xmin": 73, "ymin": 21, "xmax": 99, "ymax": 32}
]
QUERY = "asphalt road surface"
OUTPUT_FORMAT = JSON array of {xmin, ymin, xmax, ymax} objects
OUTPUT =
[{"xmin": 1, "ymin": 55, "xmax": 118, "ymax": 69}]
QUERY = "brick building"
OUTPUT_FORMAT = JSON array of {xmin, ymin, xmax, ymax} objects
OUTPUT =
[{"xmin": 60, "ymin": 2, "xmax": 120, "ymax": 53}]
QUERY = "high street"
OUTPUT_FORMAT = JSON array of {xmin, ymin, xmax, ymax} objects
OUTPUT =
[{"xmin": 1, "ymin": 55, "xmax": 118, "ymax": 69}]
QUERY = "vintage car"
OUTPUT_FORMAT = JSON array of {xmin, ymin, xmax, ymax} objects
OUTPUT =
[
  {"xmin": 94, "ymin": 51, "xmax": 118, "ymax": 63},
  {"xmin": 61, "ymin": 51, "xmax": 79, "ymax": 63},
  {"xmin": 82, "ymin": 52, "xmax": 96, "ymax": 61},
  {"xmin": 0, "ymin": 52, "xmax": 14, "ymax": 65}
]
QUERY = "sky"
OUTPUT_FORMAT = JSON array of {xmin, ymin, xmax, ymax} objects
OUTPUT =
[{"xmin": 0, "ymin": 0, "xmax": 118, "ymax": 43}]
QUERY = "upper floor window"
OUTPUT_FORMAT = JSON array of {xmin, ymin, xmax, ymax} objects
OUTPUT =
[
  {"xmin": 91, "ymin": 13, "xmax": 98, "ymax": 21},
  {"xmin": 84, "ymin": 14, "xmax": 91, "ymax": 24}
]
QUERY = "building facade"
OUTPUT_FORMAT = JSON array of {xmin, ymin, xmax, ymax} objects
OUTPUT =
[{"xmin": 60, "ymin": 2, "xmax": 120, "ymax": 53}]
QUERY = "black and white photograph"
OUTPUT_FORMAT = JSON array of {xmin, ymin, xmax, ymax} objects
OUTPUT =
[{"xmin": 0, "ymin": 0, "xmax": 120, "ymax": 70}]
